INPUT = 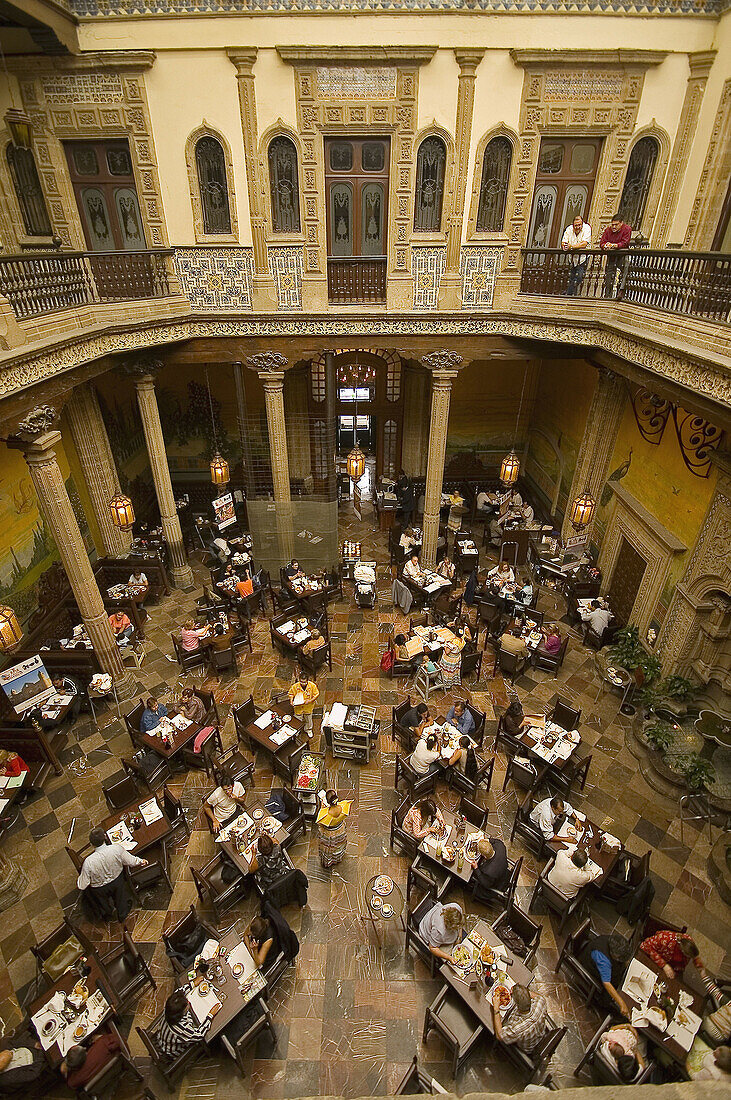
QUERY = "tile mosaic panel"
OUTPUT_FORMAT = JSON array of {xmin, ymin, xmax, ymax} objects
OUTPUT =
[
  {"xmin": 174, "ymin": 246, "xmax": 253, "ymax": 311},
  {"xmin": 268, "ymin": 244, "xmax": 304, "ymax": 310},
  {"xmin": 460, "ymin": 243, "xmax": 503, "ymax": 309},
  {"xmin": 411, "ymin": 244, "xmax": 445, "ymax": 311},
  {"xmin": 70, "ymin": 0, "xmax": 722, "ymax": 13}
]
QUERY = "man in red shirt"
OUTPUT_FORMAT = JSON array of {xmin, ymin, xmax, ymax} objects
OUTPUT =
[
  {"xmin": 62, "ymin": 1030, "xmax": 120, "ymax": 1089},
  {"xmin": 599, "ymin": 214, "xmax": 632, "ymax": 298}
]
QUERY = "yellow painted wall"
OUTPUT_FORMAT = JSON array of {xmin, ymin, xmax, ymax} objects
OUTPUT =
[
  {"xmin": 446, "ymin": 358, "xmax": 536, "ymax": 456},
  {"xmin": 526, "ymin": 358, "xmax": 596, "ymax": 515}
]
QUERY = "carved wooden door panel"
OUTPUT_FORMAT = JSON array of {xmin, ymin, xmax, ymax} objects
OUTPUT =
[
  {"xmin": 527, "ymin": 138, "xmax": 603, "ymax": 248},
  {"xmin": 608, "ymin": 536, "xmax": 647, "ymax": 626}
]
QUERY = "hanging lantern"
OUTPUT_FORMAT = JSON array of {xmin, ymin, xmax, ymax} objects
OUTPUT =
[
  {"xmin": 346, "ymin": 446, "xmax": 366, "ymax": 482},
  {"xmin": 4, "ymin": 108, "xmax": 32, "ymax": 149},
  {"xmin": 0, "ymin": 607, "xmax": 22, "ymax": 651},
  {"xmin": 500, "ymin": 451, "xmax": 520, "ymax": 486},
  {"xmin": 210, "ymin": 452, "xmax": 230, "ymax": 486},
  {"xmin": 570, "ymin": 491, "xmax": 596, "ymax": 530},
  {"xmin": 109, "ymin": 493, "xmax": 135, "ymax": 530}
]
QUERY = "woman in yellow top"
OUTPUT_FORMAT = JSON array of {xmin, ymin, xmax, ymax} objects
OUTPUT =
[
  {"xmin": 288, "ymin": 673, "xmax": 319, "ymax": 739},
  {"xmin": 317, "ymin": 788, "xmax": 350, "ymax": 868}
]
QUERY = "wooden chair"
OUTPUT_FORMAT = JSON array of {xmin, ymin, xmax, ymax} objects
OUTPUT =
[
  {"xmin": 390, "ymin": 796, "xmax": 418, "ymax": 858},
  {"xmin": 551, "ymin": 697, "xmax": 581, "ymax": 731},
  {"xmin": 574, "ymin": 1014, "xmax": 655, "ymax": 1085},
  {"xmin": 493, "ymin": 713, "xmax": 523, "ymax": 756},
  {"xmin": 125, "ymin": 850, "xmax": 173, "ymax": 905},
  {"xmin": 472, "ymin": 854, "xmax": 522, "ymax": 912},
  {"xmin": 405, "ymin": 873, "xmax": 440, "ymax": 978},
  {"xmin": 230, "ymin": 620, "xmax": 253, "ymax": 657},
  {"xmin": 510, "ymin": 792, "xmax": 548, "ymax": 858},
  {"xmin": 279, "ymin": 788, "xmax": 307, "ymax": 844},
  {"xmin": 463, "ymin": 702, "xmax": 486, "ymax": 748},
  {"xmin": 460, "ymin": 647, "xmax": 482, "ymax": 684},
  {"xmin": 447, "ymin": 753, "xmax": 494, "ymax": 800},
  {"xmin": 221, "ymin": 1000, "xmax": 276, "ymax": 1076},
  {"xmin": 162, "ymin": 904, "xmax": 218, "ymax": 975},
  {"xmin": 600, "ymin": 850, "xmax": 650, "ymax": 904},
  {"xmin": 422, "ymin": 986, "xmax": 485, "ymax": 1076},
  {"xmin": 554, "ymin": 918, "xmax": 606, "ymax": 1007},
  {"xmin": 192, "ymin": 853, "xmax": 248, "ymax": 922},
  {"xmin": 232, "ymin": 696, "xmax": 257, "ymax": 749},
  {"xmin": 501, "ymin": 1016, "xmax": 567, "ymax": 1083},
  {"xmin": 395, "ymin": 753, "xmax": 438, "ymax": 800},
  {"xmin": 496, "ymin": 646, "xmax": 529, "ymax": 684},
  {"xmin": 530, "ymin": 863, "xmax": 588, "ymax": 933},
  {"xmin": 136, "ymin": 1013, "xmax": 207, "ymax": 1090},
  {"xmin": 533, "ymin": 634, "xmax": 569, "ymax": 674},
  {"xmin": 102, "ymin": 774, "xmax": 145, "ymax": 813},
  {"xmin": 213, "ymin": 744, "xmax": 255, "ymax": 789},
  {"xmin": 298, "ymin": 639, "xmax": 332, "ymax": 676},
  {"xmin": 207, "ymin": 644, "xmax": 238, "ymax": 680},
  {"xmin": 391, "ymin": 696, "xmax": 414, "ymax": 752},
  {"xmin": 177, "ymin": 725, "xmax": 222, "ymax": 773},
  {"xmin": 98, "ymin": 930, "xmax": 156, "ymax": 1014},
  {"xmin": 74, "ymin": 1023, "xmax": 143, "ymax": 1100},
  {"xmin": 551, "ymin": 753, "xmax": 592, "ymax": 798},
  {"xmin": 408, "ymin": 852, "xmax": 451, "ymax": 904},
  {"xmin": 491, "ymin": 898, "xmax": 541, "ymax": 967},
  {"xmin": 124, "ymin": 698, "xmax": 146, "ymax": 742},
  {"xmin": 170, "ymin": 633, "xmax": 206, "ymax": 673},
  {"xmin": 394, "ymin": 1054, "xmax": 448, "ymax": 1095},
  {"xmin": 30, "ymin": 919, "xmax": 94, "ymax": 991},
  {"xmin": 502, "ymin": 755, "xmax": 544, "ymax": 794},
  {"xmin": 161, "ymin": 785, "xmax": 190, "ymax": 842},
  {"xmin": 273, "ymin": 740, "xmax": 306, "ymax": 786},
  {"xmin": 456, "ymin": 794, "xmax": 488, "ymax": 831},
  {"xmin": 122, "ymin": 754, "xmax": 172, "ymax": 794}
]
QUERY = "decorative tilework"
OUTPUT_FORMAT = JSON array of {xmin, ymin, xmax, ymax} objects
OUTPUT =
[
  {"xmin": 70, "ymin": 0, "xmax": 722, "ymax": 13},
  {"xmin": 268, "ymin": 244, "xmax": 304, "ymax": 310},
  {"xmin": 174, "ymin": 247, "xmax": 253, "ymax": 311},
  {"xmin": 316, "ymin": 66, "xmax": 397, "ymax": 99},
  {"xmin": 41, "ymin": 73, "xmax": 124, "ymax": 102},
  {"xmin": 460, "ymin": 244, "xmax": 503, "ymax": 309},
  {"xmin": 411, "ymin": 245, "xmax": 445, "ymax": 311},
  {"xmin": 543, "ymin": 71, "xmax": 623, "ymax": 102}
]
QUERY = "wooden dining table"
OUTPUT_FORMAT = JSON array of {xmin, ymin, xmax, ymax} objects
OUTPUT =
[
  {"xmin": 621, "ymin": 951, "xmax": 705, "ymax": 1066},
  {"xmin": 439, "ymin": 917, "xmax": 534, "ymax": 1034},
  {"xmin": 516, "ymin": 720, "xmax": 581, "ymax": 775},
  {"xmin": 137, "ymin": 712, "xmax": 203, "ymax": 761},
  {"xmin": 418, "ymin": 808, "xmax": 477, "ymax": 889},
  {"xmin": 244, "ymin": 702, "xmax": 303, "ymax": 759},
  {"xmin": 179, "ymin": 926, "xmax": 266, "ymax": 1043},
  {"xmin": 547, "ymin": 813, "xmax": 620, "ymax": 887},
  {"xmin": 100, "ymin": 793, "xmax": 173, "ymax": 856},
  {"xmin": 218, "ymin": 797, "xmax": 290, "ymax": 876},
  {"xmin": 29, "ymin": 956, "xmax": 116, "ymax": 1068}
]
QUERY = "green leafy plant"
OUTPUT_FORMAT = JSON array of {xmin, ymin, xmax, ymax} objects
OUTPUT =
[
  {"xmin": 670, "ymin": 753, "xmax": 715, "ymax": 791},
  {"xmin": 643, "ymin": 720, "xmax": 675, "ymax": 753},
  {"xmin": 609, "ymin": 626, "xmax": 661, "ymax": 683},
  {"xmin": 663, "ymin": 675, "xmax": 699, "ymax": 703}
]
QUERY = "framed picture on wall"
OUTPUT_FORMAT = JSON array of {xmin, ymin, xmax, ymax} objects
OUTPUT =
[
  {"xmin": 0, "ymin": 654, "xmax": 54, "ymax": 716},
  {"xmin": 212, "ymin": 492, "xmax": 236, "ymax": 530}
]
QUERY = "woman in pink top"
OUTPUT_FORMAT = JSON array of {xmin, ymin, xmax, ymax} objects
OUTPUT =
[
  {"xmin": 543, "ymin": 627, "xmax": 562, "ymax": 654},
  {"xmin": 180, "ymin": 619, "xmax": 204, "ymax": 652}
]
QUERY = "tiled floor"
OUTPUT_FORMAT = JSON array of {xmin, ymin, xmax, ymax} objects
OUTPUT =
[{"xmin": 4, "ymin": 505, "xmax": 729, "ymax": 1098}]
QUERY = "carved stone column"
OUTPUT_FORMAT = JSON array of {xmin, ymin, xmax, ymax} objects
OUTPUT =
[
  {"xmin": 421, "ymin": 353, "xmax": 463, "ymax": 567},
  {"xmin": 324, "ymin": 351, "xmax": 338, "ymax": 501},
  {"xmin": 249, "ymin": 353, "xmax": 293, "ymax": 562},
  {"xmin": 440, "ymin": 50, "xmax": 484, "ymax": 309},
  {"xmin": 64, "ymin": 383, "xmax": 132, "ymax": 558},
  {"xmin": 655, "ymin": 51, "xmax": 716, "ymax": 247},
  {"xmin": 8, "ymin": 411, "xmax": 134, "ymax": 698},
  {"xmin": 133, "ymin": 371, "xmax": 193, "ymax": 589},
  {"xmin": 232, "ymin": 360, "xmax": 255, "ymax": 498},
  {"xmin": 227, "ymin": 49, "xmax": 277, "ymax": 309},
  {"xmin": 561, "ymin": 368, "xmax": 626, "ymax": 542}
]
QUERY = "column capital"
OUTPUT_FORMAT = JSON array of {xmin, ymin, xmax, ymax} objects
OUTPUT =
[
  {"xmin": 247, "ymin": 351, "xmax": 288, "ymax": 374},
  {"xmin": 259, "ymin": 370, "xmax": 286, "ymax": 388},
  {"xmin": 7, "ymin": 428, "xmax": 61, "ymax": 462},
  {"xmin": 120, "ymin": 356, "xmax": 164, "ymax": 383},
  {"xmin": 688, "ymin": 50, "xmax": 716, "ymax": 79},
  {"xmin": 454, "ymin": 49, "xmax": 485, "ymax": 74},
  {"xmin": 421, "ymin": 350, "xmax": 463, "ymax": 374},
  {"xmin": 227, "ymin": 48, "xmax": 258, "ymax": 76},
  {"xmin": 9, "ymin": 404, "xmax": 58, "ymax": 443}
]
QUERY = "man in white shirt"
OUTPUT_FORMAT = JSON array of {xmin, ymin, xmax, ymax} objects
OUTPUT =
[
  {"xmin": 204, "ymin": 779, "xmax": 247, "ymax": 834},
  {"xmin": 561, "ymin": 215, "xmax": 592, "ymax": 296},
  {"xmin": 530, "ymin": 795, "xmax": 576, "ymax": 841},
  {"xmin": 582, "ymin": 600, "xmax": 613, "ymax": 639},
  {"xmin": 77, "ymin": 828, "xmax": 147, "ymax": 929},
  {"xmin": 410, "ymin": 733, "xmax": 441, "ymax": 777},
  {"xmin": 546, "ymin": 847, "xmax": 596, "ymax": 898},
  {"xmin": 521, "ymin": 503, "xmax": 535, "ymax": 526},
  {"xmin": 476, "ymin": 490, "xmax": 493, "ymax": 514},
  {"xmin": 403, "ymin": 554, "xmax": 425, "ymax": 586}
]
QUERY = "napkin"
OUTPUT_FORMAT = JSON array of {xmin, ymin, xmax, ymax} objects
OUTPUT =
[
  {"xmin": 187, "ymin": 984, "xmax": 222, "ymax": 1024},
  {"xmin": 601, "ymin": 832, "xmax": 621, "ymax": 849},
  {"xmin": 678, "ymin": 990, "xmax": 694, "ymax": 1009},
  {"xmin": 631, "ymin": 1007, "xmax": 650, "ymax": 1028}
]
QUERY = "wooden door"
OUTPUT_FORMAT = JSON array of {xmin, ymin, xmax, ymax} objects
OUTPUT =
[
  {"xmin": 324, "ymin": 137, "xmax": 389, "ymax": 258},
  {"xmin": 527, "ymin": 137, "xmax": 603, "ymax": 248},
  {"xmin": 64, "ymin": 139, "xmax": 146, "ymax": 252},
  {"xmin": 608, "ymin": 537, "xmax": 647, "ymax": 626}
]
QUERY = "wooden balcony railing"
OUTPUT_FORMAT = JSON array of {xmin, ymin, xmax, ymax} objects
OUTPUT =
[
  {"xmin": 327, "ymin": 256, "xmax": 387, "ymax": 304},
  {"xmin": 519, "ymin": 247, "xmax": 731, "ymax": 323},
  {"xmin": 0, "ymin": 249, "xmax": 176, "ymax": 320}
]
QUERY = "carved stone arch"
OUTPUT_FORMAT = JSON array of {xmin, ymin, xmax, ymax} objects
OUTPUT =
[
  {"xmin": 259, "ymin": 121, "xmax": 305, "ymax": 240},
  {"xmin": 467, "ymin": 124, "xmax": 520, "ymax": 242},
  {"xmin": 185, "ymin": 122, "xmax": 239, "ymax": 244},
  {"xmin": 619, "ymin": 121, "xmax": 671, "ymax": 241},
  {"xmin": 412, "ymin": 123, "xmax": 455, "ymax": 239}
]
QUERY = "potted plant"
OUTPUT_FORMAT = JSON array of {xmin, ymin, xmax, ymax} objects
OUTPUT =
[
  {"xmin": 662, "ymin": 675, "xmax": 699, "ymax": 716},
  {"xmin": 642, "ymin": 720, "xmax": 675, "ymax": 754},
  {"xmin": 671, "ymin": 753, "xmax": 715, "ymax": 792},
  {"xmin": 609, "ymin": 626, "xmax": 662, "ymax": 686}
]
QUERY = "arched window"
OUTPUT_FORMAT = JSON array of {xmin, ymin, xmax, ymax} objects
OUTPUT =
[
  {"xmin": 6, "ymin": 145, "xmax": 51, "ymax": 237},
  {"xmin": 268, "ymin": 136, "xmax": 301, "ymax": 233},
  {"xmin": 414, "ymin": 136, "xmax": 446, "ymax": 232},
  {"xmin": 194, "ymin": 136, "xmax": 231, "ymax": 235},
  {"xmin": 619, "ymin": 136, "xmax": 660, "ymax": 232},
  {"xmin": 476, "ymin": 136, "xmax": 512, "ymax": 232}
]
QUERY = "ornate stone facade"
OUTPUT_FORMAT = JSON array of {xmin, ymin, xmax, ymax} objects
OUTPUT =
[
  {"xmin": 411, "ymin": 246, "xmax": 445, "ymax": 310},
  {"xmin": 184, "ymin": 123, "xmax": 240, "ymax": 245},
  {"xmin": 460, "ymin": 245, "xmax": 503, "ymax": 309},
  {"xmin": 174, "ymin": 247, "xmax": 254, "ymax": 311},
  {"xmin": 685, "ymin": 78, "xmax": 731, "ymax": 250},
  {"xmin": 268, "ymin": 245, "xmax": 304, "ymax": 310}
]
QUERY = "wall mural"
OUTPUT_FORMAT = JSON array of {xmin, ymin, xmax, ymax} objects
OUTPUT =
[{"xmin": 0, "ymin": 446, "xmax": 90, "ymax": 625}]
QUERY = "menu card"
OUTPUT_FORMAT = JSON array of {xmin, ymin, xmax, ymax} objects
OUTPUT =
[
  {"xmin": 139, "ymin": 797, "xmax": 163, "ymax": 825},
  {"xmin": 254, "ymin": 710, "xmax": 273, "ymax": 729}
]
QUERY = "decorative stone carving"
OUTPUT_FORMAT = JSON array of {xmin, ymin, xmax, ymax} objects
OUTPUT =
[
  {"xmin": 562, "ymin": 368, "xmax": 625, "ymax": 541},
  {"xmin": 268, "ymin": 246, "xmax": 304, "ymax": 310},
  {"xmin": 175, "ymin": 247, "xmax": 254, "ymax": 310},
  {"xmin": 16, "ymin": 404, "xmax": 57, "ymax": 438},
  {"xmin": 68, "ymin": 0, "xmax": 724, "ymax": 13},
  {"xmin": 685, "ymin": 78, "xmax": 731, "ymax": 250},
  {"xmin": 460, "ymin": 246, "xmax": 503, "ymax": 309},
  {"xmin": 421, "ymin": 350, "xmax": 463, "ymax": 372},
  {"xmin": 246, "ymin": 351, "xmax": 288, "ymax": 373},
  {"xmin": 316, "ymin": 67, "xmax": 397, "ymax": 99}
]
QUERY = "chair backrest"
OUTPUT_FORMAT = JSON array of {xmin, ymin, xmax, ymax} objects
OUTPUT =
[
  {"xmin": 394, "ymin": 695, "xmax": 412, "ymax": 723},
  {"xmin": 459, "ymin": 795, "xmax": 487, "ymax": 830},
  {"xmin": 103, "ymin": 774, "xmax": 140, "ymax": 811},
  {"xmin": 163, "ymin": 903, "xmax": 199, "ymax": 954},
  {"xmin": 499, "ymin": 648, "xmax": 522, "ymax": 675},
  {"xmin": 507, "ymin": 856, "xmax": 522, "ymax": 899},
  {"xmin": 233, "ymin": 696, "xmax": 255, "ymax": 737},
  {"xmin": 552, "ymin": 698, "xmax": 581, "ymax": 730},
  {"xmin": 211, "ymin": 646, "xmax": 235, "ymax": 669},
  {"xmin": 506, "ymin": 897, "xmax": 540, "ymax": 948},
  {"xmin": 509, "ymin": 756, "xmax": 539, "ymax": 790},
  {"xmin": 539, "ymin": 869, "xmax": 574, "ymax": 913},
  {"xmin": 65, "ymin": 844, "xmax": 85, "ymax": 873},
  {"xmin": 566, "ymin": 916, "xmax": 592, "ymax": 959},
  {"xmin": 531, "ymin": 1025, "xmax": 567, "ymax": 1071},
  {"xmin": 125, "ymin": 698, "xmax": 146, "ymax": 736},
  {"xmin": 631, "ymin": 850, "xmax": 651, "ymax": 887},
  {"xmin": 394, "ymin": 796, "xmax": 410, "ymax": 829},
  {"xmin": 524, "ymin": 608, "xmax": 544, "ymax": 629},
  {"xmin": 460, "ymin": 649, "xmax": 482, "ymax": 677}
]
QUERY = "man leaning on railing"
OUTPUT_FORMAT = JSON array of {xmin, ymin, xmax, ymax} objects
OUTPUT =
[
  {"xmin": 561, "ymin": 215, "xmax": 592, "ymax": 296},
  {"xmin": 599, "ymin": 214, "xmax": 632, "ymax": 299}
]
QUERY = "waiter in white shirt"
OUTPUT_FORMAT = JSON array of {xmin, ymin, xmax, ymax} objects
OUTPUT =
[
  {"xmin": 562, "ymin": 215, "xmax": 592, "ymax": 296},
  {"xmin": 77, "ymin": 827, "xmax": 147, "ymax": 929},
  {"xmin": 530, "ymin": 795, "xmax": 578, "ymax": 840}
]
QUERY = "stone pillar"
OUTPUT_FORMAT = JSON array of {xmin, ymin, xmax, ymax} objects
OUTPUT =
[
  {"xmin": 439, "ymin": 50, "xmax": 484, "ymax": 309},
  {"xmin": 324, "ymin": 351, "xmax": 338, "ymax": 501},
  {"xmin": 8, "ymin": 415, "xmax": 134, "ymax": 698},
  {"xmin": 561, "ymin": 368, "xmax": 626, "ymax": 542},
  {"xmin": 133, "ymin": 373, "xmax": 193, "ymax": 589},
  {"xmin": 401, "ymin": 365, "xmax": 430, "ymax": 478},
  {"xmin": 420, "ymin": 352, "xmax": 463, "ymax": 567},
  {"xmin": 654, "ymin": 51, "xmax": 716, "ymax": 247},
  {"xmin": 233, "ymin": 360, "xmax": 255, "ymax": 497},
  {"xmin": 64, "ymin": 383, "xmax": 132, "ymax": 558},
  {"xmin": 248, "ymin": 352, "xmax": 293, "ymax": 562},
  {"xmin": 227, "ymin": 49, "xmax": 277, "ymax": 309}
]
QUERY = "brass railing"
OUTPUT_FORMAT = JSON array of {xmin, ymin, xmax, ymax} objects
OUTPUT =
[
  {"xmin": 519, "ymin": 247, "xmax": 731, "ymax": 323},
  {"xmin": 327, "ymin": 256, "xmax": 387, "ymax": 304},
  {"xmin": 0, "ymin": 249, "xmax": 176, "ymax": 319}
]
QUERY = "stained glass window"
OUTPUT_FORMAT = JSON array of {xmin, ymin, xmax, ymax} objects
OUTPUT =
[
  {"xmin": 268, "ymin": 136, "xmax": 301, "ymax": 233},
  {"xmin": 7, "ymin": 145, "xmax": 51, "ymax": 237},
  {"xmin": 414, "ymin": 137, "xmax": 446, "ymax": 232},
  {"xmin": 619, "ymin": 137, "xmax": 659, "ymax": 232},
  {"xmin": 476, "ymin": 137, "xmax": 512, "ymax": 232},
  {"xmin": 195, "ymin": 136, "xmax": 231, "ymax": 235}
]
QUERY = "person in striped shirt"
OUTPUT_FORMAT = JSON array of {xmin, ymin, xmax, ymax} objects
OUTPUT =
[{"xmin": 155, "ymin": 991, "xmax": 216, "ymax": 1058}]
